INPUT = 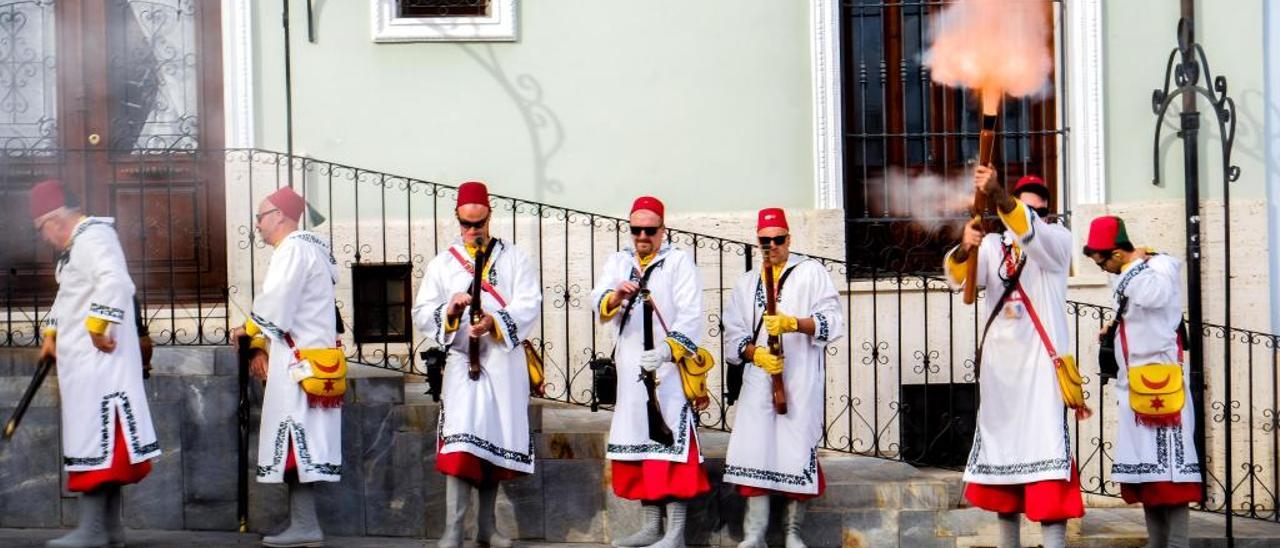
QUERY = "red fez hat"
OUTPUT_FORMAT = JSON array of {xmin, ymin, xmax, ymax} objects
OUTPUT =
[
  {"xmin": 29, "ymin": 179, "xmax": 67, "ymax": 220},
  {"xmin": 1013, "ymin": 174, "xmax": 1051, "ymax": 202},
  {"xmin": 631, "ymin": 196, "xmax": 664, "ymax": 218},
  {"xmin": 267, "ymin": 186, "xmax": 306, "ymax": 223},
  {"xmin": 757, "ymin": 208, "xmax": 789, "ymax": 231},
  {"xmin": 457, "ymin": 181, "xmax": 491, "ymax": 209},
  {"xmin": 1083, "ymin": 215, "xmax": 1131, "ymax": 255}
]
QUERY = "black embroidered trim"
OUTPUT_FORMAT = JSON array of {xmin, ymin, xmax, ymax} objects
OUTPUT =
[
  {"xmin": 1112, "ymin": 423, "xmax": 1201, "ymax": 476},
  {"xmin": 813, "ymin": 312, "xmax": 831, "ymax": 342},
  {"xmin": 437, "ymin": 408, "xmax": 534, "ymax": 465},
  {"xmin": 57, "ymin": 219, "xmax": 116, "ymax": 274},
  {"xmin": 64, "ymin": 392, "xmax": 160, "ymax": 467},
  {"xmin": 734, "ymin": 337, "xmax": 751, "ymax": 361},
  {"xmin": 432, "ymin": 304, "xmax": 448, "ymax": 344},
  {"xmin": 89, "ymin": 303, "xmax": 125, "ymax": 322},
  {"xmin": 725, "ymin": 447, "xmax": 819, "ymax": 487},
  {"xmin": 1114, "ymin": 260, "xmax": 1151, "ymax": 303},
  {"xmin": 667, "ymin": 331, "xmax": 697, "ymax": 354},
  {"xmin": 290, "ymin": 232, "xmax": 338, "ymax": 265},
  {"xmin": 606, "ymin": 403, "xmax": 692, "ymax": 456},
  {"xmin": 255, "ymin": 417, "xmax": 341, "ymax": 478},
  {"xmin": 250, "ymin": 312, "xmax": 286, "ymax": 339},
  {"xmin": 495, "ymin": 309, "xmax": 519, "ymax": 349},
  {"xmin": 965, "ymin": 414, "xmax": 1071, "ymax": 477}
]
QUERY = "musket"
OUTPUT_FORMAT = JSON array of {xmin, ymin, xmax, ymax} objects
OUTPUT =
[
  {"xmin": 468, "ymin": 236, "xmax": 488, "ymax": 381},
  {"xmin": 640, "ymin": 287, "xmax": 674, "ymax": 446},
  {"xmin": 3, "ymin": 357, "xmax": 54, "ymax": 440},
  {"xmin": 762, "ymin": 247, "xmax": 788, "ymax": 415},
  {"xmin": 962, "ymin": 88, "xmax": 1001, "ymax": 305}
]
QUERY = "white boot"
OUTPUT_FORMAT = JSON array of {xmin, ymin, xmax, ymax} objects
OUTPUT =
[
  {"xmin": 262, "ymin": 483, "xmax": 324, "ymax": 547},
  {"xmin": 1143, "ymin": 505, "xmax": 1169, "ymax": 548},
  {"xmin": 104, "ymin": 485, "xmax": 125, "ymax": 548},
  {"xmin": 1040, "ymin": 520, "xmax": 1067, "ymax": 548},
  {"xmin": 476, "ymin": 485, "xmax": 512, "ymax": 547},
  {"xmin": 47, "ymin": 490, "xmax": 110, "ymax": 548},
  {"xmin": 438, "ymin": 476, "xmax": 471, "ymax": 548},
  {"xmin": 783, "ymin": 500, "xmax": 807, "ymax": 548},
  {"xmin": 737, "ymin": 496, "xmax": 769, "ymax": 548},
  {"xmin": 642, "ymin": 502, "xmax": 686, "ymax": 548},
  {"xmin": 613, "ymin": 502, "xmax": 663, "ymax": 547},
  {"xmin": 1166, "ymin": 505, "xmax": 1190, "ymax": 548}
]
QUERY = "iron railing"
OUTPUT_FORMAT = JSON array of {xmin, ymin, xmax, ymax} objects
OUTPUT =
[{"xmin": 1, "ymin": 148, "xmax": 1275, "ymax": 529}]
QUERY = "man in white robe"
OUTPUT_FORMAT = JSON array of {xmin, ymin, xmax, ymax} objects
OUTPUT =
[
  {"xmin": 233, "ymin": 186, "xmax": 341, "ymax": 548},
  {"xmin": 1084, "ymin": 216, "xmax": 1201, "ymax": 548},
  {"xmin": 591, "ymin": 196, "xmax": 711, "ymax": 548},
  {"xmin": 413, "ymin": 181, "xmax": 542, "ymax": 548},
  {"xmin": 30, "ymin": 180, "xmax": 160, "ymax": 548},
  {"xmin": 943, "ymin": 169, "xmax": 1084, "ymax": 548},
  {"xmin": 723, "ymin": 208, "xmax": 843, "ymax": 548}
]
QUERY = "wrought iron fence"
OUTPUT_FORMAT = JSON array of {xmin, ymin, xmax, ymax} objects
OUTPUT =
[{"xmin": 1, "ymin": 148, "xmax": 1276, "ymax": 528}]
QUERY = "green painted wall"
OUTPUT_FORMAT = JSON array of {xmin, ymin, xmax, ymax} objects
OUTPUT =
[
  {"xmin": 1103, "ymin": 0, "xmax": 1267, "ymax": 203},
  {"xmin": 252, "ymin": 0, "xmax": 815, "ymax": 216}
]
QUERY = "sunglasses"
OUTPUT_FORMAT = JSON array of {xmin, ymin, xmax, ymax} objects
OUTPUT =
[
  {"xmin": 630, "ymin": 225, "xmax": 660, "ymax": 236},
  {"xmin": 458, "ymin": 216, "xmax": 490, "ymax": 230},
  {"xmin": 255, "ymin": 208, "xmax": 280, "ymax": 223},
  {"xmin": 758, "ymin": 235, "xmax": 789, "ymax": 247}
]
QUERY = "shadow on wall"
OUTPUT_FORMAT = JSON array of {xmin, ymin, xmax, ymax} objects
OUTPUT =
[{"xmin": 458, "ymin": 43, "xmax": 566, "ymax": 203}]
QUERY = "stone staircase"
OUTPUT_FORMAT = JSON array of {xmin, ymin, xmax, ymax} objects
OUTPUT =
[{"xmin": 5, "ymin": 346, "xmax": 1280, "ymax": 546}]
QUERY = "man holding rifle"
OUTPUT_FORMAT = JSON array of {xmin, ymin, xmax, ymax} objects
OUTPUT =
[
  {"xmin": 28, "ymin": 179, "xmax": 160, "ymax": 548},
  {"xmin": 413, "ymin": 181, "xmax": 542, "ymax": 548},
  {"xmin": 722, "ymin": 208, "xmax": 843, "ymax": 548},
  {"xmin": 591, "ymin": 196, "xmax": 712, "ymax": 548},
  {"xmin": 944, "ymin": 168, "xmax": 1084, "ymax": 548}
]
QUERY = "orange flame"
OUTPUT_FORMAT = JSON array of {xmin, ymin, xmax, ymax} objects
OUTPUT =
[{"xmin": 923, "ymin": 0, "xmax": 1053, "ymax": 108}]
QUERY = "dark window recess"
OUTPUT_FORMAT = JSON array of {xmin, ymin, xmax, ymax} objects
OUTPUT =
[
  {"xmin": 399, "ymin": 0, "xmax": 489, "ymax": 18},
  {"xmin": 840, "ymin": 0, "xmax": 1064, "ymax": 274},
  {"xmin": 351, "ymin": 263, "xmax": 414, "ymax": 344},
  {"xmin": 898, "ymin": 382, "xmax": 978, "ymax": 467}
]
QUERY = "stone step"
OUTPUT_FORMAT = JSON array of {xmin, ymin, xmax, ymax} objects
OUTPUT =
[{"xmin": 945, "ymin": 506, "xmax": 1280, "ymax": 547}]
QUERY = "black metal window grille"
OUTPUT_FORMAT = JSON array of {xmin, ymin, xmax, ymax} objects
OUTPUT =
[
  {"xmin": 840, "ymin": 0, "xmax": 1066, "ymax": 274},
  {"xmin": 398, "ymin": 0, "xmax": 489, "ymax": 18},
  {"xmin": 351, "ymin": 262, "xmax": 414, "ymax": 344}
]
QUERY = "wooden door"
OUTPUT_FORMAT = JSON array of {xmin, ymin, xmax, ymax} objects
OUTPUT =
[{"xmin": 0, "ymin": 0, "xmax": 225, "ymax": 306}]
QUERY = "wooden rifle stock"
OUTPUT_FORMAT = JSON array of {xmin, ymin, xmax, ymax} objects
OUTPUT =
[
  {"xmin": 763, "ymin": 255, "xmax": 788, "ymax": 415},
  {"xmin": 4, "ymin": 357, "xmax": 54, "ymax": 440},
  {"xmin": 468, "ymin": 237, "xmax": 487, "ymax": 381},
  {"xmin": 962, "ymin": 112, "xmax": 1000, "ymax": 305}
]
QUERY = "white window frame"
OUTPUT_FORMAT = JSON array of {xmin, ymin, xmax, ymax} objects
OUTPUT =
[
  {"xmin": 809, "ymin": 0, "xmax": 1107, "ymax": 209},
  {"xmin": 371, "ymin": 0, "xmax": 518, "ymax": 43}
]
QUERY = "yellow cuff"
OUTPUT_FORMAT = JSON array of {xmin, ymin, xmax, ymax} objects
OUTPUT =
[
  {"xmin": 84, "ymin": 316, "xmax": 111, "ymax": 335},
  {"xmin": 490, "ymin": 315, "xmax": 504, "ymax": 342},
  {"xmin": 599, "ymin": 291, "xmax": 620, "ymax": 321},
  {"xmin": 445, "ymin": 315, "xmax": 460, "ymax": 333},
  {"xmin": 42, "ymin": 327, "xmax": 57, "ymax": 338},
  {"xmin": 946, "ymin": 250, "xmax": 969, "ymax": 285},
  {"xmin": 249, "ymin": 336, "xmax": 269, "ymax": 352},
  {"xmin": 244, "ymin": 318, "xmax": 262, "ymax": 337},
  {"xmin": 998, "ymin": 200, "xmax": 1031, "ymax": 237}
]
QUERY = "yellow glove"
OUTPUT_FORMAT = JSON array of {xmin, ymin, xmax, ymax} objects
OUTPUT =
[
  {"xmin": 752, "ymin": 347, "xmax": 783, "ymax": 375},
  {"xmin": 763, "ymin": 314, "xmax": 799, "ymax": 336}
]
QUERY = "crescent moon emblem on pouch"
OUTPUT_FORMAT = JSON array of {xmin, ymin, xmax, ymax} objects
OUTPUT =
[
  {"xmin": 1140, "ymin": 373, "xmax": 1171, "ymax": 390},
  {"xmin": 314, "ymin": 362, "xmax": 341, "ymax": 374}
]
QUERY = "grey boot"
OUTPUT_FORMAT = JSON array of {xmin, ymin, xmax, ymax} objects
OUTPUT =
[
  {"xmin": 613, "ymin": 502, "xmax": 663, "ymax": 547},
  {"xmin": 997, "ymin": 512, "xmax": 1020, "ymax": 548},
  {"xmin": 477, "ymin": 485, "xmax": 512, "ymax": 548},
  {"xmin": 737, "ymin": 496, "xmax": 769, "ymax": 548},
  {"xmin": 1040, "ymin": 520, "xmax": 1067, "ymax": 548},
  {"xmin": 642, "ymin": 502, "xmax": 687, "ymax": 548},
  {"xmin": 1143, "ymin": 505, "xmax": 1170, "ymax": 548},
  {"xmin": 1166, "ymin": 505, "xmax": 1190, "ymax": 548},
  {"xmin": 783, "ymin": 500, "xmax": 807, "ymax": 548},
  {"xmin": 438, "ymin": 476, "xmax": 471, "ymax": 548},
  {"xmin": 47, "ymin": 490, "xmax": 110, "ymax": 548},
  {"xmin": 104, "ymin": 485, "xmax": 125, "ymax": 548},
  {"xmin": 262, "ymin": 483, "xmax": 324, "ymax": 547}
]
